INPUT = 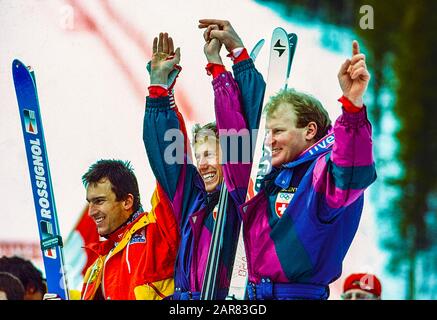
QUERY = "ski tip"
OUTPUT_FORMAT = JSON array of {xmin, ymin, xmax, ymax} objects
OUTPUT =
[
  {"xmin": 288, "ymin": 33, "xmax": 298, "ymax": 42},
  {"xmin": 273, "ymin": 26, "xmax": 287, "ymax": 34},
  {"xmin": 12, "ymin": 59, "xmax": 37, "ymax": 86},
  {"xmin": 257, "ymin": 39, "xmax": 265, "ymax": 45},
  {"xmin": 12, "ymin": 59, "xmax": 33, "ymax": 71},
  {"xmin": 12, "ymin": 59, "xmax": 24, "ymax": 70},
  {"xmin": 12, "ymin": 60, "xmax": 25, "ymax": 81},
  {"xmin": 249, "ymin": 39, "xmax": 265, "ymax": 61}
]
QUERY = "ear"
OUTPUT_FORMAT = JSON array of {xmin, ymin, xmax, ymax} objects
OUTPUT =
[
  {"xmin": 123, "ymin": 194, "xmax": 135, "ymax": 211},
  {"xmin": 305, "ymin": 122, "xmax": 318, "ymax": 141}
]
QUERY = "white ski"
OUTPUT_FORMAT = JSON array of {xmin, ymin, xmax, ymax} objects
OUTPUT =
[{"xmin": 227, "ymin": 29, "xmax": 298, "ymax": 300}]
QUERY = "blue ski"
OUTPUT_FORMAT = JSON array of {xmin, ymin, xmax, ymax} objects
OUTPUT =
[
  {"xmin": 12, "ymin": 59, "xmax": 69, "ymax": 299},
  {"xmin": 285, "ymin": 33, "xmax": 298, "ymax": 89},
  {"xmin": 249, "ymin": 39, "xmax": 265, "ymax": 61}
]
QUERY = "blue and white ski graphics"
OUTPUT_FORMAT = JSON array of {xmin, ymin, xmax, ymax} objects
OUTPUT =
[
  {"xmin": 227, "ymin": 29, "xmax": 298, "ymax": 300},
  {"xmin": 12, "ymin": 59, "xmax": 69, "ymax": 299}
]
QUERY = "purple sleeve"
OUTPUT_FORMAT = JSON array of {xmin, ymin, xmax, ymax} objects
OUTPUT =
[
  {"xmin": 213, "ymin": 71, "xmax": 252, "ymax": 204},
  {"xmin": 312, "ymin": 106, "xmax": 377, "ymax": 215}
]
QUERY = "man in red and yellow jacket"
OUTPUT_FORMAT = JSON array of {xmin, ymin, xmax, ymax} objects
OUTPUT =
[{"xmin": 80, "ymin": 159, "xmax": 179, "ymax": 300}]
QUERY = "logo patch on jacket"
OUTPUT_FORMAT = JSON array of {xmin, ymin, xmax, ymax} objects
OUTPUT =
[
  {"xmin": 275, "ymin": 187, "xmax": 297, "ymax": 218},
  {"xmin": 130, "ymin": 229, "xmax": 146, "ymax": 244},
  {"xmin": 212, "ymin": 205, "xmax": 218, "ymax": 221}
]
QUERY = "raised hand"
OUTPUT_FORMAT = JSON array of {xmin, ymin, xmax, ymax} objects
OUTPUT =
[
  {"xmin": 338, "ymin": 40, "xmax": 371, "ymax": 107},
  {"xmin": 198, "ymin": 19, "xmax": 244, "ymax": 53},
  {"xmin": 203, "ymin": 24, "xmax": 223, "ymax": 64},
  {"xmin": 150, "ymin": 32, "xmax": 181, "ymax": 85}
]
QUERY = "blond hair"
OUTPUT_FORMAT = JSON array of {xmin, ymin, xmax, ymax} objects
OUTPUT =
[
  {"xmin": 192, "ymin": 122, "xmax": 218, "ymax": 146},
  {"xmin": 265, "ymin": 88, "xmax": 331, "ymax": 141}
]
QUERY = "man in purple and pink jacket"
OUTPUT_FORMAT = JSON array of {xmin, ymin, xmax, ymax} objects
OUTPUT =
[
  {"xmin": 199, "ymin": 19, "xmax": 376, "ymax": 300},
  {"xmin": 241, "ymin": 40, "xmax": 376, "ymax": 300}
]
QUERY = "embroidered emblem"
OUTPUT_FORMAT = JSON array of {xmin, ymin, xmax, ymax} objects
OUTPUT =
[
  {"xmin": 130, "ymin": 229, "xmax": 146, "ymax": 244},
  {"xmin": 274, "ymin": 190, "xmax": 295, "ymax": 218},
  {"xmin": 212, "ymin": 205, "xmax": 218, "ymax": 221}
]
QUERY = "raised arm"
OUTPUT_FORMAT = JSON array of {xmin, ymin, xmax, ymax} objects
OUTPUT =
[
  {"xmin": 200, "ymin": 24, "xmax": 251, "ymax": 204},
  {"xmin": 143, "ymin": 33, "xmax": 198, "ymax": 222},
  {"xmin": 315, "ymin": 40, "xmax": 376, "ymax": 221},
  {"xmin": 199, "ymin": 19, "xmax": 266, "ymax": 132},
  {"xmin": 338, "ymin": 40, "xmax": 370, "ymax": 108}
]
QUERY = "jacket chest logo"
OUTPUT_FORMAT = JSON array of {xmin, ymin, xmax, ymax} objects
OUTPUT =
[
  {"xmin": 212, "ymin": 205, "xmax": 218, "ymax": 221},
  {"xmin": 130, "ymin": 229, "xmax": 146, "ymax": 244},
  {"xmin": 275, "ymin": 188, "xmax": 296, "ymax": 218}
]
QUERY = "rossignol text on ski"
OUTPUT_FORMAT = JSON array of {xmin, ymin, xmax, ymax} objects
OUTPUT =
[{"xmin": 12, "ymin": 59, "xmax": 69, "ymax": 300}]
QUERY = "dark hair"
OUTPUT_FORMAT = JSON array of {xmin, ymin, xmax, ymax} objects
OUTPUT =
[
  {"xmin": 266, "ymin": 88, "xmax": 332, "ymax": 141},
  {"xmin": 192, "ymin": 122, "xmax": 218, "ymax": 146},
  {"xmin": 0, "ymin": 256, "xmax": 45, "ymax": 297},
  {"xmin": 0, "ymin": 272, "xmax": 25, "ymax": 300},
  {"xmin": 82, "ymin": 159, "xmax": 141, "ymax": 213}
]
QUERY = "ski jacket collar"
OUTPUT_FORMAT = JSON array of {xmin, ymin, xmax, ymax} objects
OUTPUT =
[
  {"xmin": 275, "ymin": 132, "xmax": 335, "ymax": 189},
  {"xmin": 85, "ymin": 210, "xmax": 144, "ymax": 256},
  {"xmin": 105, "ymin": 210, "xmax": 143, "ymax": 243}
]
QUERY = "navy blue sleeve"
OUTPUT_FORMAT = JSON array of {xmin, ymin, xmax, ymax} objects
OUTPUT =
[
  {"xmin": 232, "ymin": 58, "xmax": 266, "ymax": 132},
  {"xmin": 143, "ymin": 96, "xmax": 183, "ymax": 201}
]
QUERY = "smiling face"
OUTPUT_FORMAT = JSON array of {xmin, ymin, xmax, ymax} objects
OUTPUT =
[
  {"xmin": 266, "ymin": 103, "xmax": 316, "ymax": 167},
  {"xmin": 86, "ymin": 178, "xmax": 133, "ymax": 236},
  {"xmin": 194, "ymin": 138, "xmax": 223, "ymax": 193}
]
